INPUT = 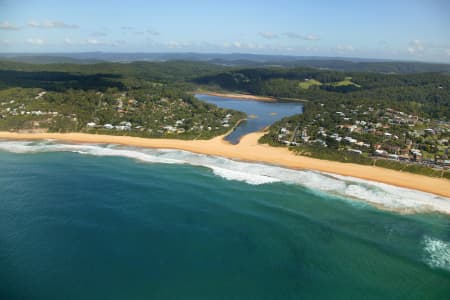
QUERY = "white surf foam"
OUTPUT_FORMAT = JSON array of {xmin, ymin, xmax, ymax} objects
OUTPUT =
[
  {"xmin": 1, "ymin": 140, "xmax": 449, "ymax": 214},
  {"xmin": 422, "ymin": 236, "xmax": 450, "ymax": 271}
]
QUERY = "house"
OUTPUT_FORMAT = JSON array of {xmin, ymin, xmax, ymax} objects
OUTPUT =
[
  {"xmin": 115, "ymin": 125, "xmax": 130, "ymax": 131},
  {"xmin": 119, "ymin": 121, "xmax": 132, "ymax": 127},
  {"xmin": 424, "ymin": 128, "xmax": 435, "ymax": 135},
  {"xmin": 280, "ymin": 127, "xmax": 289, "ymax": 134},
  {"xmin": 348, "ymin": 149, "xmax": 362, "ymax": 155},
  {"xmin": 163, "ymin": 125, "xmax": 177, "ymax": 133},
  {"xmin": 344, "ymin": 136, "xmax": 357, "ymax": 144},
  {"xmin": 388, "ymin": 154, "xmax": 399, "ymax": 160},
  {"xmin": 374, "ymin": 149, "xmax": 388, "ymax": 157},
  {"xmin": 409, "ymin": 149, "xmax": 423, "ymax": 161}
]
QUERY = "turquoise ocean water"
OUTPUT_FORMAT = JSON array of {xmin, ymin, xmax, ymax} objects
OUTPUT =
[{"xmin": 0, "ymin": 140, "xmax": 449, "ymax": 299}]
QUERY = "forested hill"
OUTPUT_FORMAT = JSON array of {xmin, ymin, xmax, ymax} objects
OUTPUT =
[
  {"xmin": 0, "ymin": 60, "xmax": 226, "ymax": 90},
  {"xmin": 274, "ymin": 60, "xmax": 450, "ymax": 74},
  {"xmin": 0, "ymin": 60, "xmax": 448, "ymax": 119},
  {"xmin": 195, "ymin": 67, "xmax": 450, "ymax": 119},
  {"xmin": 1, "ymin": 53, "xmax": 450, "ymax": 74}
]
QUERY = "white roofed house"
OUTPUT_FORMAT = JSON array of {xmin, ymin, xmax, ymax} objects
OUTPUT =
[
  {"xmin": 119, "ymin": 121, "xmax": 132, "ymax": 127},
  {"xmin": 280, "ymin": 127, "xmax": 290, "ymax": 134},
  {"xmin": 383, "ymin": 132, "xmax": 392, "ymax": 139},
  {"xmin": 163, "ymin": 125, "xmax": 177, "ymax": 133}
]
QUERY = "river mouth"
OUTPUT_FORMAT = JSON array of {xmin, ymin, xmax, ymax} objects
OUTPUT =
[{"xmin": 196, "ymin": 94, "xmax": 303, "ymax": 144}]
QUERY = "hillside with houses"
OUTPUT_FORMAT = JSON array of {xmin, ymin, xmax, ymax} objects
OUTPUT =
[
  {"xmin": 261, "ymin": 100, "xmax": 450, "ymax": 177},
  {"xmin": 0, "ymin": 87, "xmax": 245, "ymax": 139}
]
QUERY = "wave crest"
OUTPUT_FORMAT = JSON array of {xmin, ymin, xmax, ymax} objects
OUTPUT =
[
  {"xmin": 1, "ymin": 140, "xmax": 449, "ymax": 214},
  {"xmin": 423, "ymin": 236, "xmax": 450, "ymax": 271}
]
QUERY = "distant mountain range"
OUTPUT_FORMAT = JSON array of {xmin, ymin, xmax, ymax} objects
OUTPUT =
[{"xmin": 1, "ymin": 52, "xmax": 449, "ymax": 74}]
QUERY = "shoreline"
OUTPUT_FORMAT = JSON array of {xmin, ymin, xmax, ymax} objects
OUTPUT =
[
  {"xmin": 0, "ymin": 131, "xmax": 449, "ymax": 199},
  {"xmin": 196, "ymin": 91, "xmax": 276, "ymax": 102}
]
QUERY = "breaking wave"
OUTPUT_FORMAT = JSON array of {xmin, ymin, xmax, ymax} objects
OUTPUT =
[
  {"xmin": 422, "ymin": 236, "xmax": 450, "ymax": 271},
  {"xmin": 1, "ymin": 140, "xmax": 449, "ymax": 214}
]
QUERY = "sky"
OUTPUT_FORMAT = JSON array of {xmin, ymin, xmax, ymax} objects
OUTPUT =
[{"xmin": 0, "ymin": 0, "xmax": 449, "ymax": 63}]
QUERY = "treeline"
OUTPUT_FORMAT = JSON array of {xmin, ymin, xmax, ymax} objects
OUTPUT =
[
  {"xmin": 3, "ymin": 54, "xmax": 450, "ymax": 73},
  {"xmin": 0, "ymin": 60, "xmax": 448, "ymax": 122},
  {"xmin": 0, "ymin": 60, "xmax": 225, "ymax": 88},
  {"xmin": 194, "ymin": 67, "xmax": 450, "ymax": 119}
]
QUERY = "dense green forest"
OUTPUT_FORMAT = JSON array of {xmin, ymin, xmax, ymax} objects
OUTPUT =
[
  {"xmin": 2, "ymin": 53, "xmax": 450, "ymax": 73},
  {"xmin": 0, "ymin": 59, "xmax": 448, "ymax": 139},
  {"xmin": 195, "ymin": 67, "xmax": 449, "ymax": 119}
]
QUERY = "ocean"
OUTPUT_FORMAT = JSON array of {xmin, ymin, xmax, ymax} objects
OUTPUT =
[{"xmin": 0, "ymin": 140, "xmax": 449, "ymax": 299}]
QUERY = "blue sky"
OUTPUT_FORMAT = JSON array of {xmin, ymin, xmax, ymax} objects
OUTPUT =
[{"xmin": 0, "ymin": 0, "xmax": 449, "ymax": 62}]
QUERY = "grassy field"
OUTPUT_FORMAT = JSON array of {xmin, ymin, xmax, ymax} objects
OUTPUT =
[
  {"xmin": 298, "ymin": 77, "xmax": 361, "ymax": 89},
  {"xmin": 330, "ymin": 76, "xmax": 362, "ymax": 87},
  {"xmin": 298, "ymin": 79, "xmax": 322, "ymax": 89}
]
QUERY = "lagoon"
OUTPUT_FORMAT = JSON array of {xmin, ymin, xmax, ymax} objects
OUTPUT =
[{"xmin": 196, "ymin": 94, "xmax": 302, "ymax": 144}]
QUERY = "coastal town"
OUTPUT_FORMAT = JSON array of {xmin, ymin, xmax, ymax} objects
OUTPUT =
[
  {"xmin": 0, "ymin": 88, "xmax": 244, "ymax": 139},
  {"xmin": 2, "ymin": 87, "xmax": 449, "ymax": 177},
  {"xmin": 270, "ymin": 102, "xmax": 450, "ymax": 172}
]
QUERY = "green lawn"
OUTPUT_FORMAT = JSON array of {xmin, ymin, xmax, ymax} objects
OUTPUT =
[
  {"xmin": 331, "ymin": 76, "xmax": 362, "ymax": 87},
  {"xmin": 298, "ymin": 77, "xmax": 361, "ymax": 89},
  {"xmin": 298, "ymin": 79, "xmax": 322, "ymax": 89}
]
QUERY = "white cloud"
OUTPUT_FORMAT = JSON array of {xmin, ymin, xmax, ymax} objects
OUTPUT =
[
  {"xmin": 282, "ymin": 32, "xmax": 320, "ymax": 41},
  {"xmin": 28, "ymin": 20, "xmax": 78, "ymax": 29},
  {"xmin": 407, "ymin": 40, "xmax": 425, "ymax": 55},
  {"xmin": 86, "ymin": 39, "xmax": 103, "ymax": 45},
  {"xmin": 121, "ymin": 26, "xmax": 134, "ymax": 30},
  {"xmin": 223, "ymin": 41, "xmax": 262, "ymax": 49},
  {"xmin": 303, "ymin": 34, "xmax": 320, "ymax": 41},
  {"xmin": 167, "ymin": 41, "xmax": 180, "ymax": 48},
  {"xmin": 27, "ymin": 38, "xmax": 45, "ymax": 45},
  {"xmin": 336, "ymin": 44, "xmax": 355, "ymax": 53},
  {"xmin": 134, "ymin": 29, "xmax": 159, "ymax": 36},
  {"xmin": 166, "ymin": 41, "xmax": 192, "ymax": 48},
  {"xmin": 259, "ymin": 32, "xmax": 278, "ymax": 39},
  {"xmin": 446, "ymin": 48, "xmax": 450, "ymax": 56},
  {"xmin": 64, "ymin": 37, "xmax": 73, "ymax": 45},
  {"xmin": 0, "ymin": 21, "xmax": 19, "ymax": 30},
  {"xmin": 91, "ymin": 31, "xmax": 108, "ymax": 37}
]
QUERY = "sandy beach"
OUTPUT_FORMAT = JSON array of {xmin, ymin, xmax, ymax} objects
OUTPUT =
[
  {"xmin": 197, "ymin": 91, "xmax": 276, "ymax": 101},
  {"xmin": 0, "ymin": 131, "xmax": 449, "ymax": 198}
]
